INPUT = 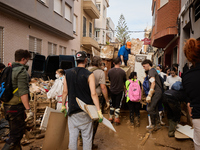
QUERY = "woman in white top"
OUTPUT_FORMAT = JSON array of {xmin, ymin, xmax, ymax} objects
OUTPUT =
[
  {"xmin": 47, "ymin": 69, "xmax": 65, "ymax": 111},
  {"xmin": 164, "ymin": 67, "xmax": 182, "ymax": 89}
]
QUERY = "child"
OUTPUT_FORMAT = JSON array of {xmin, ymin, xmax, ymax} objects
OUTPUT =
[{"xmin": 125, "ymin": 72, "xmax": 142, "ymax": 127}]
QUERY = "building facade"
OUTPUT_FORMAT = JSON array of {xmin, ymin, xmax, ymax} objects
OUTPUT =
[
  {"xmin": 0, "ymin": 0, "xmax": 82, "ymax": 73},
  {"xmin": 106, "ymin": 17, "xmax": 115, "ymax": 43},
  {"xmin": 80, "ymin": 0, "xmax": 100, "ymax": 58},
  {"xmin": 94, "ymin": 0, "xmax": 109, "ymax": 45},
  {"xmin": 151, "ymin": 0, "xmax": 181, "ymax": 67},
  {"xmin": 178, "ymin": 0, "xmax": 200, "ymax": 72}
]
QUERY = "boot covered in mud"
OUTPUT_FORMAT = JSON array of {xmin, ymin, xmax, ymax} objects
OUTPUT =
[
  {"xmin": 146, "ymin": 115, "xmax": 155, "ymax": 130},
  {"xmin": 168, "ymin": 119, "xmax": 177, "ymax": 137},
  {"xmin": 109, "ymin": 107, "xmax": 115, "ymax": 123},
  {"xmin": 154, "ymin": 116, "xmax": 161, "ymax": 131},
  {"xmin": 135, "ymin": 116, "xmax": 140, "ymax": 127},
  {"xmin": 2, "ymin": 142, "xmax": 21, "ymax": 150},
  {"xmin": 114, "ymin": 117, "xmax": 120, "ymax": 125},
  {"xmin": 130, "ymin": 113, "xmax": 134, "ymax": 126}
]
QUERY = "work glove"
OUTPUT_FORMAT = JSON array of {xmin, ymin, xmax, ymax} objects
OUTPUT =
[
  {"xmin": 146, "ymin": 96, "xmax": 151, "ymax": 103},
  {"xmin": 164, "ymin": 81, "xmax": 170, "ymax": 87},
  {"xmin": 61, "ymin": 105, "xmax": 67, "ymax": 117},
  {"xmin": 105, "ymin": 101, "xmax": 110, "ymax": 110},
  {"xmin": 146, "ymin": 89, "xmax": 155, "ymax": 103},
  {"xmin": 97, "ymin": 110, "xmax": 103, "ymax": 123},
  {"xmin": 121, "ymin": 62, "xmax": 125, "ymax": 67},
  {"xmin": 25, "ymin": 109, "xmax": 34, "ymax": 122}
]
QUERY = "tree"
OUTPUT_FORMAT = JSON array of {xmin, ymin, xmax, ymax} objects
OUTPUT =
[{"xmin": 116, "ymin": 14, "xmax": 130, "ymax": 44}]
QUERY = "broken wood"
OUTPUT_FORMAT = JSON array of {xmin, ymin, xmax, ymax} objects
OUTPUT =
[
  {"xmin": 140, "ymin": 133, "xmax": 150, "ymax": 146},
  {"xmin": 155, "ymin": 142, "xmax": 181, "ymax": 150}
]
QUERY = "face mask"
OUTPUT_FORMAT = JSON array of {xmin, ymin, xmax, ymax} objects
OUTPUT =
[
  {"xmin": 55, "ymin": 74, "xmax": 59, "ymax": 79},
  {"xmin": 157, "ymin": 70, "xmax": 160, "ymax": 74},
  {"xmin": 104, "ymin": 67, "xmax": 107, "ymax": 71}
]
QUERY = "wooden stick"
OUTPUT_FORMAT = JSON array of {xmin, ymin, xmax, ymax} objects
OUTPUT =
[
  {"xmin": 155, "ymin": 142, "xmax": 181, "ymax": 150},
  {"xmin": 140, "ymin": 133, "xmax": 150, "ymax": 146}
]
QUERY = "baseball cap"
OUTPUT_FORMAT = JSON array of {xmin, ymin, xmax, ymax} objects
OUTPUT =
[
  {"xmin": 126, "ymin": 41, "xmax": 131, "ymax": 49},
  {"xmin": 75, "ymin": 51, "xmax": 87, "ymax": 61}
]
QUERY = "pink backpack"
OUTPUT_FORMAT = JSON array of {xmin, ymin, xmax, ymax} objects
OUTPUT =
[{"xmin": 128, "ymin": 80, "xmax": 141, "ymax": 102}]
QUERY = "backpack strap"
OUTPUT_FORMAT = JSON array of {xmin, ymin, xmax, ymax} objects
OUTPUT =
[{"xmin": 89, "ymin": 67, "xmax": 100, "ymax": 72}]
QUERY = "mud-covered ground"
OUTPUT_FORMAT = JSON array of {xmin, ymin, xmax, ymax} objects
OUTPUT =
[{"xmin": 0, "ymin": 110, "xmax": 194, "ymax": 150}]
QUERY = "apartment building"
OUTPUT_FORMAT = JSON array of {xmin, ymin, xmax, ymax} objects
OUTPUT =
[
  {"xmin": 106, "ymin": 17, "xmax": 115, "ymax": 43},
  {"xmin": 94, "ymin": 0, "xmax": 109, "ymax": 45},
  {"xmin": 151, "ymin": 0, "xmax": 181, "ymax": 67},
  {"xmin": 80, "ymin": 0, "xmax": 100, "ymax": 58},
  {"xmin": 178, "ymin": 0, "xmax": 200, "ymax": 72},
  {"xmin": 0, "ymin": 0, "xmax": 82, "ymax": 73}
]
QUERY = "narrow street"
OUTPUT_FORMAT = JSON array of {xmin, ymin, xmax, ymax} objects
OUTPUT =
[{"xmin": 0, "ymin": 110, "xmax": 193, "ymax": 150}]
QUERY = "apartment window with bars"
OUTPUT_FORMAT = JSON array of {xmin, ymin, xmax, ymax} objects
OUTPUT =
[
  {"xmin": 29, "ymin": 36, "xmax": 42, "ymax": 54},
  {"xmin": 48, "ymin": 42, "xmax": 57, "ymax": 55},
  {"xmin": 89, "ymin": 22, "xmax": 92, "ymax": 38},
  {"xmin": 59, "ymin": 46, "xmax": 67, "ymax": 55},
  {"xmin": 83, "ymin": 17, "xmax": 87, "ymax": 37},
  {"xmin": 0, "ymin": 27, "xmax": 3, "ymax": 63}
]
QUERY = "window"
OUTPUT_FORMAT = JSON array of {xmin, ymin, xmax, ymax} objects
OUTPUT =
[
  {"xmin": 96, "ymin": 4, "xmax": 101, "ymax": 13},
  {"xmin": 95, "ymin": 30, "xmax": 100, "ymax": 38},
  {"xmin": 29, "ymin": 36, "xmax": 42, "ymax": 54},
  {"xmin": 89, "ymin": 22, "xmax": 92, "ymax": 38},
  {"xmin": 54, "ymin": 0, "xmax": 62, "ymax": 15},
  {"xmin": 160, "ymin": 0, "xmax": 168, "ymax": 8},
  {"xmin": 73, "ymin": 15, "xmax": 77, "ymax": 34},
  {"xmin": 59, "ymin": 46, "xmax": 67, "ymax": 55},
  {"xmin": 71, "ymin": 49, "xmax": 77, "ymax": 55},
  {"xmin": 0, "ymin": 27, "xmax": 3, "ymax": 63},
  {"xmin": 48, "ymin": 42, "xmax": 57, "ymax": 55},
  {"xmin": 83, "ymin": 17, "xmax": 86, "ymax": 37},
  {"xmin": 65, "ymin": 3, "xmax": 71, "ymax": 21}
]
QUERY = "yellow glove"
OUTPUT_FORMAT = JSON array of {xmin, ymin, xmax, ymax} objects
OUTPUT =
[
  {"xmin": 146, "ymin": 89, "xmax": 155, "ymax": 103},
  {"xmin": 105, "ymin": 101, "xmax": 110, "ymax": 110},
  {"xmin": 61, "ymin": 105, "xmax": 67, "ymax": 117},
  {"xmin": 97, "ymin": 110, "xmax": 103, "ymax": 123}
]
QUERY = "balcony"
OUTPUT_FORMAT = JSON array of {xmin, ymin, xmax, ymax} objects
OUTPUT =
[
  {"xmin": 82, "ymin": 33, "xmax": 99, "ymax": 50},
  {"xmin": 83, "ymin": 0, "xmax": 100, "ymax": 19}
]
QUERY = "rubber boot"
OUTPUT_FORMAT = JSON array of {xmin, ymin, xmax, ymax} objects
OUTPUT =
[
  {"xmin": 135, "ymin": 116, "xmax": 140, "ymax": 127},
  {"xmin": 159, "ymin": 111, "xmax": 165, "ymax": 126},
  {"xmin": 147, "ymin": 115, "xmax": 155, "ymax": 130},
  {"xmin": 146, "ymin": 114, "xmax": 152, "ymax": 129},
  {"xmin": 14, "ymin": 142, "xmax": 22, "ymax": 150},
  {"xmin": 114, "ymin": 108, "xmax": 120, "ymax": 125},
  {"xmin": 154, "ymin": 115, "xmax": 161, "ymax": 131},
  {"xmin": 168, "ymin": 119, "xmax": 177, "ymax": 137},
  {"xmin": 130, "ymin": 113, "xmax": 134, "ymax": 126},
  {"xmin": 109, "ymin": 107, "xmax": 115, "ymax": 123}
]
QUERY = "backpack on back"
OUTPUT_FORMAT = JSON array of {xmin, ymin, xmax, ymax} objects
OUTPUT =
[
  {"xmin": 0, "ymin": 67, "xmax": 15, "ymax": 102},
  {"xmin": 128, "ymin": 80, "xmax": 141, "ymax": 102},
  {"xmin": 143, "ymin": 76, "xmax": 150, "ymax": 97}
]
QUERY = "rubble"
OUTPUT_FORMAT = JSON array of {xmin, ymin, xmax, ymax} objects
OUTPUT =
[{"xmin": 100, "ymin": 45, "xmax": 114, "ymax": 59}]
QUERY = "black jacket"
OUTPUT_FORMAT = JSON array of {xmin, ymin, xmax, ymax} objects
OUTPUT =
[{"xmin": 182, "ymin": 63, "xmax": 200, "ymax": 119}]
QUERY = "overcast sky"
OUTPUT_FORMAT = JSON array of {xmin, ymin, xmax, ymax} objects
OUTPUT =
[{"xmin": 107, "ymin": 0, "xmax": 152, "ymax": 40}]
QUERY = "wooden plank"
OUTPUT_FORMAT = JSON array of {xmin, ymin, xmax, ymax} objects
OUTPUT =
[
  {"xmin": 42, "ymin": 112, "xmax": 68, "ymax": 150},
  {"xmin": 140, "ymin": 133, "xmax": 150, "ymax": 146},
  {"xmin": 175, "ymin": 131, "xmax": 190, "ymax": 139}
]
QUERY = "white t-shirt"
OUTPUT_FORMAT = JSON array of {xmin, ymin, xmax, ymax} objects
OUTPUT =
[{"xmin": 166, "ymin": 75, "xmax": 182, "ymax": 89}]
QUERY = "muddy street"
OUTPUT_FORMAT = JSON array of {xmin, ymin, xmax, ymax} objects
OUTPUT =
[{"xmin": 0, "ymin": 110, "xmax": 193, "ymax": 150}]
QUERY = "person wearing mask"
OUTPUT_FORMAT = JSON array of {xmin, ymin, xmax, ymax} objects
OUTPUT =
[
  {"xmin": 61, "ymin": 51, "xmax": 102, "ymax": 150},
  {"xmin": 88, "ymin": 56, "xmax": 109, "ymax": 149},
  {"xmin": 182, "ymin": 38, "xmax": 200, "ymax": 150},
  {"xmin": 108, "ymin": 57, "xmax": 126, "ymax": 125},
  {"xmin": 164, "ymin": 67, "xmax": 182, "ymax": 89},
  {"xmin": 101, "ymin": 63, "xmax": 107, "ymax": 71},
  {"xmin": 118, "ymin": 41, "xmax": 135, "ymax": 66},
  {"xmin": 141, "ymin": 59, "xmax": 163, "ymax": 131},
  {"xmin": 125, "ymin": 72, "xmax": 141, "ymax": 127},
  {"xmin": 2, "ymin": 49, "xmax": 33, "ymax": 150},
  {"xmin": 47, "ymin": 69, "xmax": 65, "ymax": 111},
  {"xmin": 156, "ymin": 64, "xmax": 167, "ymax": 80}
]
